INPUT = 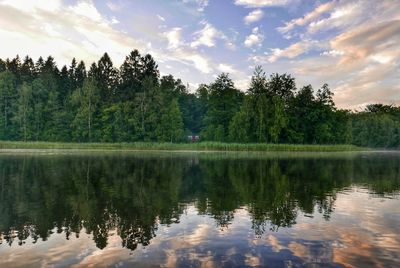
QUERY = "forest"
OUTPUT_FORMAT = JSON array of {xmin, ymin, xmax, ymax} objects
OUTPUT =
[{"xmin": 0, "ymin": 50, "xmax": 399, "ymax": 148}]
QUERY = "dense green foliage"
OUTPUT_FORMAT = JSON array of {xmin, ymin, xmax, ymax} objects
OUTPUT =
[{"xmin": 0, "ymin": 52, "xmax": 398, "ymax": 148}]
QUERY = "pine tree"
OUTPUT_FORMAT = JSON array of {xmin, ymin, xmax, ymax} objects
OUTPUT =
[
  {"xmin": 14, "ymin": 82, "xmax": 33, "ymax": 141},
  {"xmin": 0, "ymin": 71, "xmax": 17, "ymax": 139},
  {"xmin": 71, "ymin": 77, "xmax": 100, "ymax": 142}
]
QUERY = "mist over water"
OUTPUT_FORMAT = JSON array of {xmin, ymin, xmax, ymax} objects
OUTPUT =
[{"xmin": 0, "ymin": 152, "xmax": 399, "ymax": 267}]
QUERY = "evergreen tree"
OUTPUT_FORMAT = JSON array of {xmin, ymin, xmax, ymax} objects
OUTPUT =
[
  {"xmin": 20, "ymin": 56, "xmax": 36, "ymax": 83},
  {"xmin": 6, "ymin": 56, "xmax": 22, "ymax": 83},
  {"xmin": 202, "ymin": 73, "xmax": 242, "ymax": 141},
  {"xmin": 229, "ymin": 96, "xmax": 252, "ymax": 143},
  {"xmin": 96, "ymin": 53, "xmax": 118, "ymax": 103},
  {"xmin": 157, "ymin": 99, "xmax": 184, "ymax": 142},
  {"xmin": 75, "ymin": 61, "xmax": 87, "ymax": 89},
  {"xmin": 71, "ymin": 77, "xmax": 100, "ymax": 142},
  {"xmin": 0, "ymin": 71, "xmax": 17, "ymax": 139},
  {"xmin": 119, "ymin": 50, "xmax": 143, "ymax": 100},
  {"xmin": 0, "ymin": 59, "xmax": 6, "ymax": 73},
  {"xmin": 14, "ymin": 82, "xmax": 33, "ymax": 141},
  {"xmin": 268, "ymin": 96, "xmax": 287, "ymax": 143}
]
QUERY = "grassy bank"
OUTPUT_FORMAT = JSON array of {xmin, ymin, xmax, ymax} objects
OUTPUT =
[{"xmin": 0, "ymin": 141, "xmax": 367, "ymax": 152}]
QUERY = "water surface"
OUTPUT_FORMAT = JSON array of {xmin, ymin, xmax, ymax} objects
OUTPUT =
[{"xmin": 0, "ymin": 151, "xmax": 399, "ymax": 267}]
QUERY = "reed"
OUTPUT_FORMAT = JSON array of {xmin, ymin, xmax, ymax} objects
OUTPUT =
[{"xmin": 0, "ymin": 141, "xmax": 367, "ymax": 152}]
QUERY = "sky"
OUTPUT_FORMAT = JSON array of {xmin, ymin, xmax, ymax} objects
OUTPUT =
[{"xmin": 0, "ymin": 0, "xmax": 399, "ymax": 109}]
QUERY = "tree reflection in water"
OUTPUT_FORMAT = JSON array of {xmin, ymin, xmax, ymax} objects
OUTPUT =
[{"xmin": 0, "ymin": 152, "xmax": 399, "ymax": 250}]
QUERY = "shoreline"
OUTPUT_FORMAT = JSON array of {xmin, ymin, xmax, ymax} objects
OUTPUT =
[{"xmin": 0, "ymin": 141, "xmax": 371, "ymax": 152}]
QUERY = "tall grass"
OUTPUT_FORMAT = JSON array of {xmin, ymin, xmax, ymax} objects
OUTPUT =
[{"xmin": 0, "ymin": 141, "xmax": 367, "ymax": 152}]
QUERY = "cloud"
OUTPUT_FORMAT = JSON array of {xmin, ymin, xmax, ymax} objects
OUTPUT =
[
  {"xmin": 278, "ymin": 2, "xmax": 336, "ymax": 35},
  {"xmin": 0, "ymin": 0, "xmax": 146, "ymax": 66},
  {"xmin": 268, "ymin": 0, "xmax": 400, "ymax": 108},
  {"xmin": 331, "ymin": 19, "xmax": 400, "ymax": 66},
  {"xmin": 165, "ymin": 27, "xmax": 183, "ymax": 49},
  {"xmin": 191, "ymin": 21, "xmax": 221, "ymax": 48},
  {"xmin": 190, "ymin": 20, "xmax": 237, "ymax": 51},
  {"xmin": 267, "ymin": 40, "xmax": 315, "ymax": 62},
  {"xmin": 157, "ymin": 14, "xmax": 166, "ymax": 22},
  {"xmin": 244, "ymin": 9, "xmax": 264, "ymax": 24},
  {"xmin": 234, "ymin": 78, "xmax": 250, "ymax": 90},
  {"xmin": 217, "ymin": 63, "xmax": 237, "ymax": 74},
  {"xmin": 307, "ymin": 2, "xmax": 362, "ymax": 34},
  {"xmin": 0, "ymin": 0, "xmax": 218, "ymax": 76},
  {"xmin": 176, "ymin": 50, "xmax": 212, "ymax": 73},
  {"xmin": 320, "ymin": 50, "xmax": 344, "ymax": 57},
  {"xmin": 196, "ymin": 0, "xmax": 209, "ymax": 11},
  {"xmin": 333, "ymin": 63, "xmax": 400, "ymax": 109},
  {"xmin": 244, "ymin": 27, "xmax": 264, "ymax": 48},
  {"xmin": 70, "ymin": 0, "xmax": 103, "ymax": 22},
  {"xmin": 326, "ymin": 19, "xmax": 400, "ymax": 108},
  {"xmin": 182, "ymin": 0, "xmax": 209, "ymax": 12},
  {"xmin": 234, "ymin": 0, "xmax": 291, "ymax": 8},
  {"xmin": 106, "ymin": 1, "xmax": 125, "ymax": 12},
  {"xmin": 1, "ymin": 0, "xmax": 62, "ymax": 12}
]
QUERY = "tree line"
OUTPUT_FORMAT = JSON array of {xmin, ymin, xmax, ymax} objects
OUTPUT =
[{"xmin": 0, "ymin": 51, "xmax": 399, "ymax": 147}]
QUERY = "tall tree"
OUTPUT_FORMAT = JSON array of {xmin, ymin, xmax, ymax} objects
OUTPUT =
[
  {"xmin": 14, "ymin": 82, "xmax": 33, "ymax": 141},
  {"xmin": 119, "ymin": 50, "xmax": 143, "ymax": 100},
  {"xmin": 71, "ymin": 77, "xmax": 100, "ymax": 142},
  {"xmin": 75, "ymin": 61, "xmax": 87, "ymax": 89},
  {"xmin": 157, "ymin": 99, "xmax": 184, "ymax": 142},
  {"xmin": 286, "ymin": 85, "xmax": 315, "ymax": 143},
  {"xmin": 0, "ymin": 59, "xmax": 6, "ymax": 73},
  {"xmin": 20, "ymin": 56, "xmax": 36, "ymax": 83},
  {"xmin": 6, "ymin": 56, "xmax": 22, "ymax": 83},
  {"xmin": 267, "ymin": 73, "xmax": 296, "ymax": 106},
  {"xmin": 0, "ymin": 71, "xmax": 17, "ymax": 139},
  {"xmin": 202, "ymin": 73, "xmax": 242, "ymax": 141},
  {"xmin": 96, "ymin": 53, "xmax": 118, "ymax": 103}
]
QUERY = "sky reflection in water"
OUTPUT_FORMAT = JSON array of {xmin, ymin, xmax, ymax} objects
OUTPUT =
[{"xmin": 0, "ymin": 152, "xmax": 399, "ymax": 267}]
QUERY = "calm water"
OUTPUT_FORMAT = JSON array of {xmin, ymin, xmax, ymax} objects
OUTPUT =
[{"xmin": 0, "ymin": 151, "xmax": 399, "ymax": 267}]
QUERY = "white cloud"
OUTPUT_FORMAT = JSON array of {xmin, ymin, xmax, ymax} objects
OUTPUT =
[
  {"xmin": 320, "ymin": 50, "xmax": 344, "ymax": 57},
  {"xmin": 244, "ymin": 9, "xmax": 264, "ymax": 24},
  {"xmin": 1, "ymin": 0, "xmax": 62, "ymax": 12},
  {"xmin": 106, "ymin": 1, "xmax": 125, "ymax": 12},
  {"xmin": 217, "ymin": 63, "xmax": 237, "ymax": 74},
  {"xmin": 165, "ymin": 28, "xmax": 183, "ymax": 49},
  {"xmin": 196, "ymin": 0, "xmax": 209, "ymax": 11},
  {"xmin": 244, "ymin": 27, "xmax": 264, "ymax": 48},
  {"xmin": 333, "ymin": 63, "xmax": 400, "ymax": 109},
  {"xmin": 191, "ymin": 21, "xmax": 222, "ymax": 48},
  {"xmin": 0, "ymin": 0, "xmax": 146, "ymax": 66},
  {"xmin": 110, "ymin": 17, "xmax": 119, "ymax": 24},
  {"xmin": 307, "ymin": 2, "xmax": 361, "ymax": 34},
  {"xmin": 330, "ymin": 19, "xmax": 400, "ymax": 66},
  {"xmin": 267, "ymin": 40, "xmax": 315, "ymax": 62},
  {"xmin": 234, "ymin": 78, "xmax": 250, "ymax": 90},
  {"xmin": 182, "ymin": 0, "xmax": 209, "ymax": 12},
  {"xmin": 234, "ymin": 0, "xmax": 290, "ymax": 8},
  {"xmin": 172, "ymin": 49, "xmax": 212, "ymax": 73},
  {"xmin": 157, "ymin": 14, "xmax": 166, "ymax": 22},
  {"xmin": 278, "ymin": 2, "xmax": 336, "ymax": 35},
  {"xmin": 69, "ymin": 0, "xmax": 103, "ymax": 22}
]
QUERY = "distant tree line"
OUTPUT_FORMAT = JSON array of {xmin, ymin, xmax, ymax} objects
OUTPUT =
[{"xmin": 0, "ymin": 51, "xmax": 399, "ymax": 147}]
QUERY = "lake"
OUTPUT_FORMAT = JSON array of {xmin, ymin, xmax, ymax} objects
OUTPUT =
[{"xmin": 0, "ymin": 151, "xmax": 399, "ymax": 267}]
